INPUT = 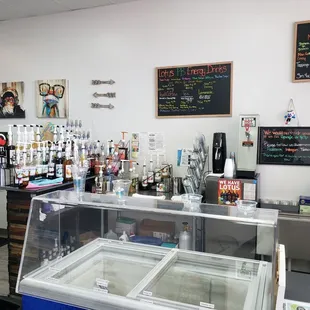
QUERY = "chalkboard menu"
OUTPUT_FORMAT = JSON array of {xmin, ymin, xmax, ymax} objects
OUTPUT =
[
  {"xmin": 258, "ymin": 127, "xmax": 310, "ymax": 166},
  {"xmin": 293, "ymin": 21, "xmax": 310, "ymax": 82},
  {"xmin": 156, "ymin": 62, "xmax": 233, "ymax": 118}
]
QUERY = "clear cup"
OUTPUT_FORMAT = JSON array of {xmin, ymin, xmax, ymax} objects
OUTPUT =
[
  {"xmin": 72, "ymin": 165, "xmax": 88, "ymax": 197},
  {"xmin": 112, "ymin": 180, "xmax": 132, "ymax": 201},
  {"xmin": 181, "ymin": 194, "xmax": 203, "ymax": 212},
  {"xmin": 236, "ymin": 200, "xmax": 257, "ymax": 216}
]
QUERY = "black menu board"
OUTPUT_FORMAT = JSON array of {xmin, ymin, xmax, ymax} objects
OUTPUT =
[
  {"xmin": 258, "ymin": 127, "xmax": 310, "ymax": 166},
  {"xmin": 293, "ymin": 21, "xmax": 310, "ymax": 82},
  {"xmin": 156, "ymin": 62, "xmax": 233, "ymax": 118}
]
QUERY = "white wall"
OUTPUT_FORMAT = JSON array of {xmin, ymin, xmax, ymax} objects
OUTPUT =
[{"xmin": 0, "ymin": 0, "xmax": 309, "ymax": 208}]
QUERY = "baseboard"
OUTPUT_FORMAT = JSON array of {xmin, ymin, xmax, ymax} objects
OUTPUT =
[{"xmin": 0, "ymin": 228, "xmax": 8, "ymax": 238}]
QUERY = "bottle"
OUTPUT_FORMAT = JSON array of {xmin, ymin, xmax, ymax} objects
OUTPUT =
[
  {"xmin": 35, "ymin": 125, "xmax": 42, "ymax": 144},
  {"xmin": 95, "ymin": 166, "xmax": 104, "ymax": 194},
  {"xmin": 179, "ymin": 222, "xmax": 192, "ymax": 250},
  {"xmin": 104, "ymin": 229, "xmax": 118, "ymax": 240},
  {"xmin": 55, "ymin": 144, "xmax": 64, "ymax": 178},
  {"xmin": 35, "ymin": 142, "xmax": 43, "ymax": 177},
  {"xmin": 161, "ymin": 154, "xmax": 169, "ymax": 178},
  {"xmin": 59, "ymin": 126, "xmax": 65, "ymax": 143},
  {"xmin": 63, "ymin": 142, "xmax": 73, "ymax": 182},
  {"xmin": 80, "ymin": 141, "xmax": 87, "ymax": 168},
  {"xmin": 141, "ymin": 158, "xmax": 148, "ymax": 188},
  {"xmin": 14, "ymin": 142, "xmax": 23, "ymax": 188},
  {"xmin": 42, "ymin": 141, "xmax": 49, "ymax": 177},
  {"xmin": 148, "ymin": 157, "xmax": 154, "ymax": 184},
  {"xmin": 47, "ymin": 144, "xmax": 56, "ymax": 179},
  {"xmin": 119, "ymin": 231, "xmax": 129, "ymax": 242},
  {"xmin": 154, "ymin": 154, "xmax": 162, "ymax": 183},
  {"xmin": 21, "ymin": 142, "xmax": 29, "ymax": 188},
  {"xmin": 28, "ymin": 143, "xmax": 36, "ymax": 180},
  {"xmin": 53, "ymin": 126, "xmax": 59, "ymax": 143},
  {"xmin": 7, "ymin": 125, "xmax": 15, "ymax": 168},
  {"xmin": 230, "ymin": 151, "xmax": 237, "ymax": 177}
]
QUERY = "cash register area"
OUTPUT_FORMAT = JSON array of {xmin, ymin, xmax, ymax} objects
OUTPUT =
[{"xmin": 0, "ymin": 1, "xmax": 310, "ymax": 310}]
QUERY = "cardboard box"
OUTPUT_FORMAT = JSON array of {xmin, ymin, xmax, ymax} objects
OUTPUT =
[
  {"xmin": 80, "ymin": 231, "xmax": 99, "ymax": 245},
  {"xmin": 139, "ymin": 219, "xmax": 175, "ymax": 242},
  {"xmin": 116, "ymin": 217, "xmax": 136, "ymax": 235},
  {"xmin": 299, "ymin": 195, "xmax": 310, "ymax": 206},
  {"xmin": 299, "ymin": 196, "xmax": 310, "ymax": 214}
]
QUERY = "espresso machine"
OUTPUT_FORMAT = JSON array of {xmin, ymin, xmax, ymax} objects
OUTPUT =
[
  {"xmin": 212, "ymin": 133, "xmax": 227, "ymax": 173},
  {"xmin": 236, "ymin": 114, "xmax": 260, "ymax": 179}
]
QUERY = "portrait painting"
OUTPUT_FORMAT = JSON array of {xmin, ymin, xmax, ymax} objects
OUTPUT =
[
  {"xmin": 0, "ymin": 81, "xmax": 25, "ymax": 118},
  {"xmin": 36, "ymin": 79, "xmax": 68, "ymax": 118}
]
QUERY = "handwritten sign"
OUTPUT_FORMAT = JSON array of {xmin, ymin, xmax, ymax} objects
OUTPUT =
[
  {"xmin": 258, "ymin": 127, "xmax": 310, "ymax": 166},
  {"xmin": 293, "ymin": 21, "xmax": 310, "ymax": 82},
  {"xmin": 156, "ymin": 62, "xmax": 233, "ymax": 118}
]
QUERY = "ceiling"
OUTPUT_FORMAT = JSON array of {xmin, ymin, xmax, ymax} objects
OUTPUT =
[{"xmin": 0, "ymin": 0, "xmax": 138, "ymax": 21}]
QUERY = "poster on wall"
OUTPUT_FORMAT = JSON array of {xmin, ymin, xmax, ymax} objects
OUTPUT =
[
  {"xmin": 0, "ymin": 81, "xmax": 25, "ymax": 118},
  {"xmin": 36, "ymin": 79, "xmax": 68, "ymax": 118},
  {"xmin": 218, "ymin": 179, "xmax": 242, "ymax": 206}
]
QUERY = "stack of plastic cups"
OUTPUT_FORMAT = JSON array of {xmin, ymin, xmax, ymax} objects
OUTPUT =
[
  {"xmin": 181, "ymin": 194, "xmax": 203, "ymax": 213},
  {"xmin": 72, "ymin": 165, "xmax": 88, "ymax": 198},
  {"xmin": 112, "ymin": 180, "xmax": 132, "ymax": 204}
]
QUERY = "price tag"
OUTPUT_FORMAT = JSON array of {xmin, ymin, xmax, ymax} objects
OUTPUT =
[
  {"xmin": 200, "ymin": 302, "xmax": 215, "ymax": 309},
  {"xmin": 142, "ymin": 290, "xmax": 152, "ymax": 297},
  {"xmin": 93, "ymin": 287, "xmax": 108, "ymax": 294},
  {"xmin": 46, "ymin": 277, "xmax": 59, "ymax": 283},
  {"xmin": 140, "ymin": 299, "xmax": 153, "ymax": 304}
]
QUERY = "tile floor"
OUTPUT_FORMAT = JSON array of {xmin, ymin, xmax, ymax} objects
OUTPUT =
[{"xmin": 0, "ymin": 245, "xmax": 9, "ymax": 296}]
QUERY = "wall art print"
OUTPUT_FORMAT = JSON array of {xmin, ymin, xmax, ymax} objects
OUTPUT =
[
  {"xmin": 36, "ymin": 79, "xmax": 68, "ymax": 118},
  {"xmin": 0, "ymin": 81, "xmax": 25, "ymax": 118}
]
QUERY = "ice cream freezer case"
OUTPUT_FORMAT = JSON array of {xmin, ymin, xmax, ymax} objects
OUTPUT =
[
  {"xmin": 15, "ymin": 190, "xmax": 284, "ymax": 310},
  {"xmin": 18, "ymin": 238, "xmax": 274, "ymax": 310}
]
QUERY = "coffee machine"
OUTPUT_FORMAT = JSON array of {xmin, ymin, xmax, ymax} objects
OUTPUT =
[
  {"xmin": 236, "ymin": 114, "xmax": 260, "ymax": 179},
  {"xmin": 212, "ymin": 133, "xmax": 227, "ymax": 173}
]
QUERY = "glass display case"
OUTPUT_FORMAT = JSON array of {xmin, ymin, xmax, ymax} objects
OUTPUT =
[{"xmin": 16, "ymin": 191, "xmax": 281, "ymax": 310}]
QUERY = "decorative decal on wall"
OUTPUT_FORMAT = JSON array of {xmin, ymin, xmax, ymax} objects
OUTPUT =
[
  {"xmin": 91, "ymin": 79, "xmax": 115, "ymax": 85},
  {"xmin": 0, "ymin": 81, "xmax": 25, "ymax": 118},
  {"xmin": 36, "ymin": 79, "xmax": 68, "ymax": 118}
]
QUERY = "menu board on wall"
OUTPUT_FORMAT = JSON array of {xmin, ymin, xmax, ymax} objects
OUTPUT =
[
  {"xmin": 258, "ymin": 127, "xmax": 310, "ymax": 166},
  {"xmin": 293, "ymin": 21, "xmax": 310, "ymax": 82},
  {"xmin": 156, "ymin": 62, "xmax": 233, "ymax": 118}
]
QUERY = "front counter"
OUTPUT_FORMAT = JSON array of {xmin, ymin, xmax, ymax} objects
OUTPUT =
[
  {"xmin": 16, "ymin": 191, "xmax": 283, "ymax": 310},
  {"xmin": 1, "ymin": 178, "xmax": 95, "ymax": 296}
]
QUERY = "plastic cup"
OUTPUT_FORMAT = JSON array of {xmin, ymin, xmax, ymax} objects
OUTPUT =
[
  {"xmin": 181, "ymin": 194, "xmax": 203, "ymax": 212},
  {"xmin": 112, "ymin": 180, "xmax": 132, "ymax": 200},
  {"xmin": 72, "ymin": 165, "xmax": 88, "ymax": 197},
  {"xmin": 236, "ymin": 200, "xmax": 257, "ymax": 216}
]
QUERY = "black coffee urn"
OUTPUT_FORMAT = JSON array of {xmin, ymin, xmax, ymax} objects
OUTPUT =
[{"xmin": 212, "ymin": 133, "xmax": 227, "ymax": 173}]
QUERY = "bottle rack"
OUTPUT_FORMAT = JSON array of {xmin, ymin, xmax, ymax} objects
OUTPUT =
[{"xmin": 182, "ymin": 135, "xmax": 210, "ymax": 195}]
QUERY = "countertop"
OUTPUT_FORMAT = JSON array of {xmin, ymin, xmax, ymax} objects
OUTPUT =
[{"xmin": 0, "ymin": 176, "xmax": 95, "ymax": 195}]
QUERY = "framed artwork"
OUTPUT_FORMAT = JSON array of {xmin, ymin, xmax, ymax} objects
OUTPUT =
[
  {"xmin": 0, "ymin": 81, "xmax": 25, "ymax": 118},
  {"xmin": 36, "ymin": 79, "xmax": 68, "ymax": 118}
]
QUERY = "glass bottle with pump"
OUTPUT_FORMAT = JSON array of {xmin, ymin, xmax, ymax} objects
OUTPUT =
[
  {"xmin": 7, "ymin": 125, "xmax": 15, "ymax": 168},
  {"xmin": 55, "ymin": 144, "xmax": 64, "ymax": 178},
  {"xmin": 141, "ymin": 158, "xmax": 148, "ymax": 189},
  {"xmin": 47, "ymin": 144, "xmax": 56, "ymax": 179},
  {"xmin": 148, "ymin": 157, "xmax": 154, "ymax": 184},
  {"xmin": 95, "ymin": 166, "xmax": 104, "ymax": 194},
  {"xmin": 42, "ymin": 141, "xmax": 49, "ymax": 177},
  {"xmin": 21, "ymin": 142, "xmax": 29, "ymax": 188},
  {"xmin": 63, "ymin": 143, "xmax": 73, "ymax": 182},
  {"xmin": 36, "ymin": 142, "xmax": 43, "ymax": 178},
  {"xmin": 154, "ymin": 153, "xmax": 162, "ymax": 183},
  {"xmin": 14, "ymin": 142, "xmax": 23, "ymax": 187},
  {"xmin": 161, "ymin": 154, "xmax": 170, "ymax": 178}
]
